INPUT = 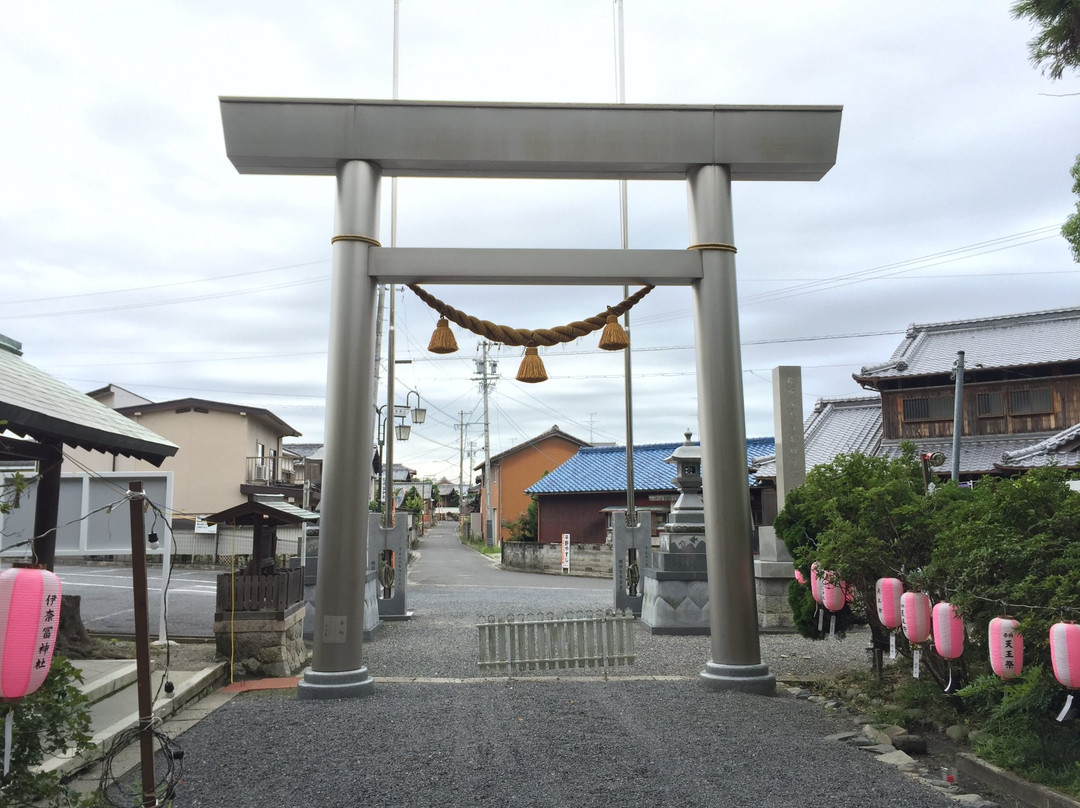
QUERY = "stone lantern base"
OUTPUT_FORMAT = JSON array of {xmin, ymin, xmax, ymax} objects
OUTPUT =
[{"xmin": 640, "ymin": 549, "xmax": 710, "ymax": 635}]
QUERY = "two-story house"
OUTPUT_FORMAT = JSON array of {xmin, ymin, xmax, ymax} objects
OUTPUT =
[
  {"xmin": 853, "ymin": 306, "xmax": 1080, "ymax": 477},
  {"xmin": 67, "ymin": 387, "xmax": 304, "ymax": 517},
  {"xmin": 476, "ymin": 425, "xmax": 590, "ymax": 543}
]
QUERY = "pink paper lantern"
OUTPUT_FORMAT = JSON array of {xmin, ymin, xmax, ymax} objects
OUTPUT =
[
  {"xmin": 810, "ymin": 561, "xmax": 824, "ymax": 605},
  {"xmin": 932, "ymin": 602, "xmax": 964, "ymax": 660},
  {"xmin": 988, "ymin": 617, "xmax": 1023, "ymax": 680},
  {"xmin": 794, "ymin": 569, "xmax": 806, "ymax": 585},
  {"xmin": 876, "ymin": 577, "xmax": 904, "ymax": 629},
  {"xmin": 900, "ymin": 591, "xmax": 931, "ymax": 644},
  {"xmin": 822, "ymin": 578, "xmax": 847, "ymax": 613},
  {"xmin": 0, "ymin": 567, "xmax": 63, "ymax": 700},
  {"xmin": 1050, "ymin": 622, "xmax": 1080, "ymax": 690}
]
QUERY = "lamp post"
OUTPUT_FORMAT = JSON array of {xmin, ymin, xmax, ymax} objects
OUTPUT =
[{"xmin": 375, "ymin": 393, "xmax": 425, "ymax": 524}]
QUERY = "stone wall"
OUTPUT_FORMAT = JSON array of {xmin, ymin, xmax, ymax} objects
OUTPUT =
[
  {"xmin": 501, "ymin": 541, "xmax": 612, "ymax": 578},
  {"xmin": 214, "ymin": 603, "xmax": 309, "ymax": 678}
]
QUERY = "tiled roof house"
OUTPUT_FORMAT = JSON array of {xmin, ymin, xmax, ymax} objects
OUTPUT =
[
  {"xmin": 854, "ymin": 306, "xmax": 1080, "ymax": 477},
  {"xmin": 526, "ymin": 437, "xmax": 776, "ymax": 545}
]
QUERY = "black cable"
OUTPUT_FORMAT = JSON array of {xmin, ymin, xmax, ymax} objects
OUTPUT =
[{"xmin": 96, "ymin": 718, "xmax": 184, "ymax": 807}]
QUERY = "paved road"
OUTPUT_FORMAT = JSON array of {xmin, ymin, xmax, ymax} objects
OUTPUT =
[
  {"xmin": 59, "ymin": 521, "xmax": 607, "ymax": 639},
  {"xmin": 56, "ymin": 563, "xmax": 219, "ymax": 638}
]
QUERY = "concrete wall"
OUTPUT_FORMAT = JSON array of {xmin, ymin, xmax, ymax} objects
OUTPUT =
[{"xmin": 501, "ymin": 540, "xmax": 612, "ymax": 578}]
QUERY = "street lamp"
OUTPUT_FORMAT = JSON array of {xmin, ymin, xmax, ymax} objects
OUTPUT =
[
  {"xmin": 406, "ymin": 390, "xmax": 426, "ymax": 425},
  {"xmin": 375, "ymin": 393, "xmax": 426, "ymax": 525}
]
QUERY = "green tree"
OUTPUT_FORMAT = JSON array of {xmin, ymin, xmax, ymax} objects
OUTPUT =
[
  {"xmin": 1063, "ymin": 154, "xmax": 1080, "ymax": 262},
  {"xmin": 775, "ymin": 445, "xmax": 961, "ymax": 687},
  {"xmin": 505, "ymin": 496, "xmax": 538, "ymax": 542},
  {"xmin": 1011, "ymin": 0, "xmax": 1080, "ymax": 80},
  {"xmin": 925, "ymin": 465, "xmax": 1080, "ymax": 673},
  {"xmin": 402, "ymin": 485, "xmax": 425, "ymax": 515},
  {"xmin": 448, "ymin": 487, "xmax": 461, "ymax": 508}
]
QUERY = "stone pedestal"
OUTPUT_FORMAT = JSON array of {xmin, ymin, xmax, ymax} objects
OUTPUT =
[
  {"xmin": 641, "ymin": 432, "xmax": 711, "ymax": 635},
  {"xmin": 754, "ymin": 526, "xmax": 795, "ymax": 630},
  {"xmin": 214, "ymin": 602, "xmax": 309, "ymax": 678},
  {"xmin": 641, "ymin": 549, "xmax": 710, "ymax": 634}
]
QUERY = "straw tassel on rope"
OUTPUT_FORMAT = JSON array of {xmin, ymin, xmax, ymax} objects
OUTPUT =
[
  {"xmin": 597, "ymin": 313, "xmax": 629, "ymax": 351},
  {"xmin": 427, "ymin": 317, "xmax": 458, "ymax": 354},
  {"xmin": 516, "ymin": 346, "xmax": 548, "ymax": 383}
]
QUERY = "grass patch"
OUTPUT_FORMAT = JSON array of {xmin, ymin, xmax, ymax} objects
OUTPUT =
[{"xmin": 460, "ymin": 533, "xmax": 501, "ymax": 556}]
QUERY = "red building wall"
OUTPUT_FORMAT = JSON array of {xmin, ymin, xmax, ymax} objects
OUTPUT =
[{"xmin": 536, "ymin": 492, "xmax": 663, "ymax": 545}]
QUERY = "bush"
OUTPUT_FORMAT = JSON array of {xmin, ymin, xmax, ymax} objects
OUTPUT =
[
  {"xmin": 0, "ymin": 656, "xmax": 94, "ymax": 806},
  {"xmin": 777, "ymin": 452, "xmax": 1080, "ymax": 795}
]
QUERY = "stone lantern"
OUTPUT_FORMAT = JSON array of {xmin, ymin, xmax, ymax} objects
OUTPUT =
[{"xmin": 641, "ymin": 430, "xmax": 710, "ymax": 634}]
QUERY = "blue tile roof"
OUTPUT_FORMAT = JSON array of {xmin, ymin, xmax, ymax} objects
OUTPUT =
[{"xmin": 526, "ymin": 438, "xmax": 775, "ymax": 494}]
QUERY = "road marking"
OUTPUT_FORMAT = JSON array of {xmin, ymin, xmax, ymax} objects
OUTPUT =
[
  {"xmin": 84, "ymin": 607, "xmax": 135, "ymax": 624},
  {"xmin": 60, "ymin": 581, "xmax": 215, "ymax": 596}
]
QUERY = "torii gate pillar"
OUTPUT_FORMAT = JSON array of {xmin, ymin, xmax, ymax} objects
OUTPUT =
[
  {"xmin": 689, "ymin": 165, "xmax": 774, "ymax": 694},
  {"xmin": 296, "ymin": 160, "xmax": 381, "ymax": 700}
]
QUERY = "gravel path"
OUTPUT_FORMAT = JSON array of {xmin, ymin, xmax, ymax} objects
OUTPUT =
[{"xmin": 150, "ymin": 528, "xmax": 961, "ymax": 807}]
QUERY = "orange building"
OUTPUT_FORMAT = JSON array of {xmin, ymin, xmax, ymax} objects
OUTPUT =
[{"xmin": 478, "ymin": 425, "xmax": 589, "ymax": 543}]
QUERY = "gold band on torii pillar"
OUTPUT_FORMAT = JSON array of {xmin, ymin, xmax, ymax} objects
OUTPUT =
[
  {"xmin": 331, "ymin": 234, "xmax": 383, "ymax": 247},
  {"xmin": 687, "ymin": 242, "xmax": 737, "ymax": 253}
]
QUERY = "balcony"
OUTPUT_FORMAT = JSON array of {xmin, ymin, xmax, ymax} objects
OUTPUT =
[{"xmin": 245, "ymin": 455, "xmax": 321, "ymax": 488}]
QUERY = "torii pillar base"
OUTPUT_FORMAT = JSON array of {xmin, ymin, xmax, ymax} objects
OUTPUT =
[{"xmin": 700, "ymin": 661, "xmax": 776, "ymax": 695}]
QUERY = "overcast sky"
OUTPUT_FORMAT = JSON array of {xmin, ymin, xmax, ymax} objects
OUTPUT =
[{"xmin": 2, "ymin": 1, "xmax": 1077, "ymax": 485}]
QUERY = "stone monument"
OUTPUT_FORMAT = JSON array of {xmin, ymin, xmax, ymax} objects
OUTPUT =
[{"xmin": 754, "ymin": 366, "xmax": 804, "ymax": 629}]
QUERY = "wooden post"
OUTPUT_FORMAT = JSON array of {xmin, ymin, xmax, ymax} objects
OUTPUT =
[
  {"xmin": 31, "ymin": 441, "xmax": 63, "ymax": 571},
  {"xmin": 127, "ymin": 481, "xmax": 156, "ymax": 807}
]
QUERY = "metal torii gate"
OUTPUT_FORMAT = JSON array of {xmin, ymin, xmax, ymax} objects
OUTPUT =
[{"xmin": 220, "ymin": 98, "xmax": 842, "ymax": 699}]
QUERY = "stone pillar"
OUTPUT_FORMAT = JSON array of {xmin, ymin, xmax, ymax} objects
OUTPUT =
[
  {"xmin": 755, "ymin": 366, "xmax": 804, "ymax": 629},
  {"xmin": 641, "ymin": 431, "xmax": 710, "ymax": 634},
  {"xmin": 688, "ymin": 165, "xmax": 775, "ymax": 695},
  {"xmin": 368, "ymin": 512, "xmax": 411, "ymax": 620},
  {"xmin": 297, "ymin": 160, "xmax": 381, "ymax": 701}
]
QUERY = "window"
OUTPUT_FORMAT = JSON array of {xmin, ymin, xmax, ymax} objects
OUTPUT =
[
  {"xmin": 902, "ymin": 395, "xmax": 953, "ymax": 422},
  {"xmin": 1009, "ymin": 388, "xmax": 1053, "ymax": 416},
  {"xmin": 976, "ymin": 392, "xmax": 1003, "ymax": 417}
]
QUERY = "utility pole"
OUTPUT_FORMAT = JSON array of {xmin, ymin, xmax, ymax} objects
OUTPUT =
[
  {"xmin": 475, "ymin": 341, "xmax": 497, "ymax": 546},
  {"xmin": 458, "ymin": 410, "xmax": 466, "ymax": 529},
  {"xmin": 951, "ymin": 350, "xmax": 964, "ymax": 484}
]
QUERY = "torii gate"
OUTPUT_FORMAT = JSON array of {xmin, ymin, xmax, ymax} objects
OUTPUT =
[{"xmin": 220, "ymin": 98, "xmax": 842, "ymax": 699}]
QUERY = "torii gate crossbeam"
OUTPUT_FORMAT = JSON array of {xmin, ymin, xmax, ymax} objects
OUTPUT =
[{"xmin": 220, "ymin": 98, "xmax": 842, "ymax": 699}]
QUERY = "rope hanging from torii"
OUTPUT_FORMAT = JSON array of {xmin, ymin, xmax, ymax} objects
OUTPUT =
[{"xmin": 407, "ymin": 283, "xmax": 654, "ymax": 383}]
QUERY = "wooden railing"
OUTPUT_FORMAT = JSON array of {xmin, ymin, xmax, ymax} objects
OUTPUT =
[{"xmin": 216, "ymin": 567, "xmax": 304, "ymax": 613}]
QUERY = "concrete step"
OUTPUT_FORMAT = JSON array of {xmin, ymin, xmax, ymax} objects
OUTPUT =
[{"xmin": 39, "ymin": 658, "xmax": 227, "ymax": 778}]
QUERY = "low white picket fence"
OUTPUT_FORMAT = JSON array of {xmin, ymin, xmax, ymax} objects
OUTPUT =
[{"xmin": 477, "ymin": 609, "xmax": 636, "ymax": 674}]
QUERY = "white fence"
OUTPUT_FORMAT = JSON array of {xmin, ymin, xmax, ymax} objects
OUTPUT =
[{"xmin": 477, "ymin": 610, "xmax": 636, "ymax": 674}]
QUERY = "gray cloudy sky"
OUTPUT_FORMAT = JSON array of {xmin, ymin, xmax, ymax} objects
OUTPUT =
[{"xmin": 2, "ymin": 1, "xmax": 1077, "ymax": 485}]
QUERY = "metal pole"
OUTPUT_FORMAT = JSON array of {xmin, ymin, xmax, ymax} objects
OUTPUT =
[
  {"xmin": 459, "ymin": 410, "xmax": 466, "ymax": 529},
  {"xmin": 482, "ymin": 341, "xmax": 494, "ymax": 545},
  {"xmin": 384, "ymin": 290, "xmax": 396, "ymax": 525},
  {"xmin": 951, "ymin": 350, "xmax": 964, "ymax": 483},
  {"xmin": 126, "ymin": 481, "xmax": 156, "ymax": 807},
  {"xmin": 614, "ymin": 0, "xmax": 637, "ymax": 527},
  {"xmin": 297, "ymin": 159, "xmax": 380, "ymax": 700},
  {"xmin": 687, "ymin": 164, "xmax": 775, "ymax": 695}
]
